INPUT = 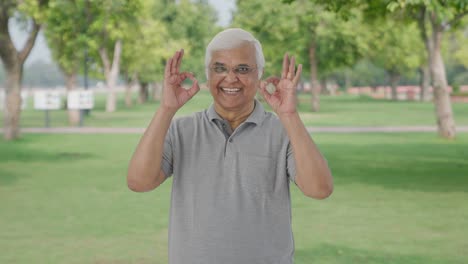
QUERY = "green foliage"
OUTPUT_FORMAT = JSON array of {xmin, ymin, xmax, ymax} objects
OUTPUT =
[
  {"xmin": 387, "ymin": 0, "xmax": 468, "ymax": 24},
  {"xmin": 43, "ymin": 0, "xmax": 144, "ymax": 81},
  {"xmin": 348, "ymin": 59, "xmax": 388, "ymax": 87},
  {"xmin": 17, "ymin": 0, "xmax": 50, "ymax": 23},
  {"xmin": 233, "ymin": 0, "xmax": 298, "ymax": 75},
  {"xmin": 158, "ymin": 0, "xmax": 220, "ymax": 81},
  {"xmin": 44, "ymin": 0, "xmax": 87, "ymax": 75},
  {"xmin": 119, "ymin": 0, "xmax": 219, "ymax": 83},
  {"xmin": 234, "ymin": 0, "xmax": 368, "ymax": 79},
  {"xmin": 450, "ymin": 23, "xmax": 468, "ymax": 68},
  {"xmin": 367, "ymin": 19, "xmax": 423, "ymax": 77},
  {"xmin": 119, "ymin": 0, "xmax": 178, "ymax": 83},
  {"xmin": 311, "ymin": 8, "xmax": 369, "ymax": 76}
]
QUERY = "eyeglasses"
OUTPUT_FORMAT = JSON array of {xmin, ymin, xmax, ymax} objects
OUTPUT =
[{"xmin": 209, "ymin": 63, "xmax": 257, "ymax": 77}]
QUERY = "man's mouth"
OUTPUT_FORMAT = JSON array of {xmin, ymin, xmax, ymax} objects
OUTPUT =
[{"xmin": 221, "ymin": 87, "xmax": 241, "ymax": 95}]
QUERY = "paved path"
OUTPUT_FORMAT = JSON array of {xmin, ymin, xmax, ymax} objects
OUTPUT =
[{"xmin": 3, "ymin": 126, "xmax": 468, "ymax": 134}]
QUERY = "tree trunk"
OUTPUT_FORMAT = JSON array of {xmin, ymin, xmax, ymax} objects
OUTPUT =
[
  {"xmin": 419, "ymin": 64, "xmax": 431, "ymax": 101},
  {"xmin": 3, "ymin": 65, "xmax": 23, "ymax": 140},
  {"xmin": 124, "ymin": 73, "xmax": 136, "ymax": 108},
  {"xmin": 416, "ymin": 12, "xmax": 432, "ymax": 103},
  {"xmin": 309, "ymin": 41, "xmax": 320, "ymax": 112},
  {"xmin": 125, "ymin": 81, "xmax": 133, "ymax": 108},
  {"xmin": 99, "ymin": 40, "xmax": 122, "ymax": 113},
  {"xmin": 0, "ymin": 14, "xmax": 41, "ymax": 140},
  {"xmin": 64, "ymin": 72, "xmax": 80, "ymax": 126},
  {"xmin": 430, "ymin": 27, "xmax": 456, "ymax": 139},
  {"xmin": 389, "ymin": 71, "xmax": 400, "ymax": 101},
  {"xmin": 152, "ymin": 82, "xmax": 162, "ymax": 102},
  {"xmin": 138, "ymin": 82, "xmax": 149, "ymax": 104}
]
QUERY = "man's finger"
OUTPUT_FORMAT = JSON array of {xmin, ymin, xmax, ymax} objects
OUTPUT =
[
  {"xmin": 288, "ymin": 56, "xmax": 295, "ymax": 80},
  {"xmin": 175, "ymin": 49, "xmax": 184, "ymax": 74},
  {"xmin": 165, "ymin": 57, "xmax": 173, "ymax": 77},
  {"xmin": 171, "ymin": 50, "xmax": 180, "ymax": 74},
  {"xmin": 293, "ymin": 64, "xmax": 303, "ymax": 85},
  {"xmin": 265, "ymin": 76, "xmax": 280, "ymax": 86},
  {"xmin": 281, "ymin": 53, "xmax": 288, "ymax": 79}
]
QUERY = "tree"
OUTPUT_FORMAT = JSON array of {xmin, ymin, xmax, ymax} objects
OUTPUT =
[
  {"xmin": 85, "ymin": 0, "xmax": 142, "ymax": 112},
  {"xmin": 44, "ymin": 0, "xmax": 87, "ymax": 125},
  {"xmin": 119, "ymin": 0, "xmax": 186, "ymax": 105},
  {"xmin": 234, "ymin": 0, "xmax": 367, "ymax": 111},
  {"xmin": 394, "ymin": 0, "xmax": 468, "ymax": 139},
  {"xmin": 160, "ymin": 0, "xmax": 219, "ymax": 81},
  {"xmin": 283, "ymin": 0, "xmax": 468, "ymax": 139},
  {"xmin": 367, "ymin": 19, "xmax": 422, "ymax": 100},
  {"xmin": 0, "ymin": 0, "xmax": 49, "ymax": 140},
  {"xmin": 306, "ymin": 0, "xmax": 468, "ymax": 138}
]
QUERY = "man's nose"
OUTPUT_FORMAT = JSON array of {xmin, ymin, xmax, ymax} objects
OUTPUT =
[{"xmin": 224, "ymin": 69, "xmax": 238, "ymax": 82}]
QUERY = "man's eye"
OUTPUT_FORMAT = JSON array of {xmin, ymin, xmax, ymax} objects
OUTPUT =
[
  {"xmin": 235, "ymin": 66, "xmax": 251, "ymax": 74},
  {"xmin": 213, "ymin": 66, "xmax": 227, "ymax": 73}
]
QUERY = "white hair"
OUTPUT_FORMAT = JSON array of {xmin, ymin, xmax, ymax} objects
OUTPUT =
[{"xmin": 205, "ymin": 28, "xmax": 265, "ymax": 79}]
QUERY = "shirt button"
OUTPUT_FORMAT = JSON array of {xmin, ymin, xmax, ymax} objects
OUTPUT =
[{"xmin": 229, "ymin": 138, "xmax": 233, "ymax": 143}]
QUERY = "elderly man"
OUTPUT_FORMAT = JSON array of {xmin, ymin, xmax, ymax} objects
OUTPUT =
[{"xmin": 127, "ymin": 28, "xmax": 333, "ymax": 264}]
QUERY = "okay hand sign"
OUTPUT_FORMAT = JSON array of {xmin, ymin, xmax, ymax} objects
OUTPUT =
[
  {"xmin": 162, "ymin": 49, "xmax": 200, "ymax": 112},
  {"xmin": 259, "ymin": 53, "xmax": 302, "ymax": 116}
]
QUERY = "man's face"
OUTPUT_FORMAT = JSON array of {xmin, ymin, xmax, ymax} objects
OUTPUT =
[{"xmin": 207, "ymin": 43, "xmax": 260, "ymax": 113}]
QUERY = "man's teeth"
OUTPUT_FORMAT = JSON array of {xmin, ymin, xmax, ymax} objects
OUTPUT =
[{"xmin": 221, "ymin": 87, "xmax": 241, "ymax": 93}]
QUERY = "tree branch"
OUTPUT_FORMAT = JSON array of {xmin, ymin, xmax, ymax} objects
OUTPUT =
[
  {"xmin": 0, "ymin": 4, "xmax": 18, "ymax": 68},
  {"xmin": 111, "ymin": 39, "xmax": 122, "ymax": 74},
  {"xmin": 442, "ymin": 9, "xmax": 468, "ymax": 30},
  {"xmin": 99, "ymin": 47, "xmax": 111, "ymax": 79},
  {"xmin": 18, "ymin": 20, "xmax": 41, "ymax": 64}
]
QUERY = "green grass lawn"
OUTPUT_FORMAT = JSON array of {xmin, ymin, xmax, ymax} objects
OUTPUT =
[
  {"xmin": 1, "ymin": 133, "xmax": 467, "ymax": 263},
  {"xmin": 4, "ymin": 90, "xmax": 468, "ymax": 128}
]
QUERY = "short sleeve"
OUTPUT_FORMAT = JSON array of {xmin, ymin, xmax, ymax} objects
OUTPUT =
[
  {"xmin": 161, "ymin": 123, "xmax": 174, "ymax": 178},
  {"xmin": 286, "ymin": 141, "xmax": 296, "ymax": 183}
]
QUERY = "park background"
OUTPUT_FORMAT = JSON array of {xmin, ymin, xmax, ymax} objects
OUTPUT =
[{"xmin": 1, "ymin": 0, "xmax": 468, "ymax": 263}]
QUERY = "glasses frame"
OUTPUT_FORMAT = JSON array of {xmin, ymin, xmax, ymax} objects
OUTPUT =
[{"xmin": 208, "ymin": 63, "xmax": 258, "ymax": 78}]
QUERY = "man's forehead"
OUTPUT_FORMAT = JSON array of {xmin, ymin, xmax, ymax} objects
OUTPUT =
[{"xmin": 210, "ymin": 43, "xmax": 256, "ymax": 64}]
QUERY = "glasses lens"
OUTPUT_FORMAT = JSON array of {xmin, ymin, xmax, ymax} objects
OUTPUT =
[
  {"xmin": 213, "ymin": 65, "xmax": 227, "ymax": 74},
  {"xmin": 234, "ymin": 66, "xmax": 252, "ymax": 75}
]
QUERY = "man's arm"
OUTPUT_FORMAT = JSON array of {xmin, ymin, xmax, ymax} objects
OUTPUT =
[
  {"xmin": 127, "ymin": 49, "xmax": 199, "ymax": 192},
  {"xmin": 127, "ymin": 107, "xmax": 176, "ymax": 192},
  {"xmin": 260, "ymin": 53, "xmax": 333, "ymax": 199},
  {"xmin": 279, "ymin": 112, "xmax": 333, "ymax": 199}
]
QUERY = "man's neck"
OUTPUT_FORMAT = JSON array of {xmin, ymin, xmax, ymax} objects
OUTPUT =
[{"xmin": 214, "ymin": 101, "xmax": 255, "ymax": 130}]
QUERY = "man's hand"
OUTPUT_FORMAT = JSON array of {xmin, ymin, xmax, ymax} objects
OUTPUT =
[
  {"xmin": 162, "ymin": 49, "xmax": 200, "ymax": 112},
  {"xmin": 259, "ymin": 53, "xmax": 302, "ymax": 116}
]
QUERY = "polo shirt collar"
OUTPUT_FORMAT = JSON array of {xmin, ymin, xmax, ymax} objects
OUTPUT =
[{"xmin": 207, "ymin": 99, "xmax": 265, "ymax": 125}]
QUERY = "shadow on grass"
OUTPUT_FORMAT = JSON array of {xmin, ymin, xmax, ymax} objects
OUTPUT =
[
  {"xmin": 323, "ymin": 139, "xmax": 468, "ymax": 193},
  {"xmin": 295, "ymin": 243, "xmax": 460, "ymax": 264},
  {"xmin": 0, "ymin": 145, "xmax": 94, "ymax": 163},
  {"xmin": 0, "ymin": 168, "xmax": 20, "ymax": 186},
  {"xmin": 0, "ymin": 137, "xmax": 95, "ymax": 186}
]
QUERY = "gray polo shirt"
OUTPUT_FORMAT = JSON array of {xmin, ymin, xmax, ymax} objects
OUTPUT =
[{"xmin": 162, "ymin": 100, "xmax": 296, "ymax": 264}]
